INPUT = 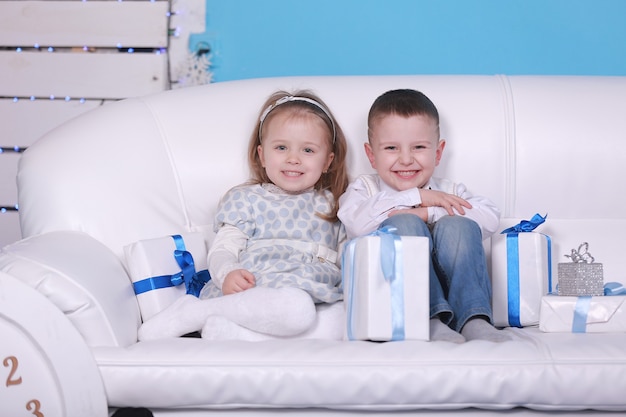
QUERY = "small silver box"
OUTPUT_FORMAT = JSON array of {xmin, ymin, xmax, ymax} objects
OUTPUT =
[{"xmin": 557, "ymin": 262, "xmax": 604, "ymax": 296}]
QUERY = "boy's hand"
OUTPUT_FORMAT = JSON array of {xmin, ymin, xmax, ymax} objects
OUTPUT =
[
  {"xmin": 389, "ymin": 206, "xmax": 429, "ymax": 221},
  {"xmin": 418, "ymin": 189, "xmax": 472, "ymax": 216},
  {"xmin": 222, "ymin": 269, "xmax": 256, "ymax": 295}
]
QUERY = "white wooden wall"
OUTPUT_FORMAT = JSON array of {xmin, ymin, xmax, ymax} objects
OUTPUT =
[{"xmin": 0, "ymin": 0, "xmax": 176, "ymax": 248}]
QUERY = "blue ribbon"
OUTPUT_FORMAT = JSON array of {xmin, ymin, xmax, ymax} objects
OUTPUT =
[
  {"xmin": 501, "ymin": 213, "xmax": 547, "ymax": 234},
  {"xmin": 572, "ymin": 296, "xmax": 592, "ymax": 333},
  {"xmin": 504, "ymin": 234, "xmax": 522, "ymax": 327},
  {"xmin": 344, "ymin": 226, "xmax": 406, "ymax": 341},
  {"xmin": 604, "ymin": 282, "xmax": 626, "ymax": 296},
  {"xmin": 571, "ymin": 282, "xmax": 625, "ymax": 333},
  {"xmin": 133, "ymin": 234, "xmax": 211, "ymax": 297},
  {"xmin": 501, "ymin": 213, "xmax": 552, "ymax": 327},
  {"xmin": 343, "ymin": 239, "xmax": 357, "ymax": 339}
]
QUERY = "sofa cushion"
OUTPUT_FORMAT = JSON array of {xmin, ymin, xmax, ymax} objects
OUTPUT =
[{"xmin": 93, "ymin": 328, "xmax": 626, "ymax": 411}]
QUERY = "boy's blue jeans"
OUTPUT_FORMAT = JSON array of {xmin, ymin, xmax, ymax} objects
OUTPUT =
[{"xmin": 379, "ymin": 213, "xmax": 494, "ymax": 332}]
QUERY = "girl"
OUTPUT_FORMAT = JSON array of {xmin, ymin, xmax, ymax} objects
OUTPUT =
[{"xmin": 139, "ymin": 90, "xmax": 349, "ymax": 341}]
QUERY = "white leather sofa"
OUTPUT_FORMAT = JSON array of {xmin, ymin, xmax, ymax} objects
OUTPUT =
[{"xmin": 2, "ymin": 75, "xmax": 626, "ymax": 416}]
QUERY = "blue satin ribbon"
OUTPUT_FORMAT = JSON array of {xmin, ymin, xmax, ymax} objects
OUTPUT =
[
  {"xmin": 501, "ymin": 213, "xmax": 547, "ymax": 234},
  {"xmin": 378, "ymin": 226, "xmax": 405, "ymax": 341},
  {"xmin": 604, "ymin": 282, "xmax": 626, "ymax": 296},
  {"xmin": 572, "ymin": 296, "xmax": 592, "ymax": 333},
  {"xmin": 501, "ymin": 213, "xmax": 552, "ymax": 327},
  {"xmin": 504, "ymin": 234, "xmax": 522, "ymax": 327},
  {"xmin": 343, "ymin": 239, "xmax": 357, "ymax": 339},
  {"xmin": 133, "ymin": 234, "xmax": 211, "ymax": 297},
  {"xmin": 344, "ymin": 226, "xmax": 406, "ymax": 341},
  {"xmin": 571, "ymin": 282, "xmax": 625, "ymax": 333}
]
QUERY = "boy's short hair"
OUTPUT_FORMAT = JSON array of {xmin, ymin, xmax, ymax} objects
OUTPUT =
[{"xmin": 367, "ymin": 89, "xmax": 440, "ymax": 140}]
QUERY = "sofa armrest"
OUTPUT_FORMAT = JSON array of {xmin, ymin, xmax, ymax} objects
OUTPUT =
[
  {"xmin": 0, "ymin": 231, "xmax": 140, "ymax": 347},
  {"xmin": 0, "ymin": 272, "xmax": 108, "ymax": 416}
]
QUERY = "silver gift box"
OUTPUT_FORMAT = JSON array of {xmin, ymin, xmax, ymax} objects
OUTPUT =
[{"xmin": 557, "ymin": 262, "xmax": 604, "ymax": 296}]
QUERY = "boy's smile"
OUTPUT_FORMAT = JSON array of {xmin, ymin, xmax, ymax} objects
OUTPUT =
[{"xmin": 365, "ymin": 113, "xmax": 444, "ymax": 191}]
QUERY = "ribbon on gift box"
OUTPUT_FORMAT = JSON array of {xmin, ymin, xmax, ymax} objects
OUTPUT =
[
  {"xmin": 572, "ymin": 282, "xmax": 626, "ymax": 333},
  {"xmin": 344, "ymin": 225, "xmax": 406, "ymax": 341},
  {"xmin": 501, "ymin": 213, "xmax": 552, "ymax": 327},
  {"xmin": 133, "ymin": 235, "xmax": 211, "ymax": 297}
]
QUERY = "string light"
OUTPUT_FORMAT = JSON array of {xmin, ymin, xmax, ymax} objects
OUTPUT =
[
  {"xmin": 0, "ymin": 146, "xmax": 26, "ymax": 153},
  {"xmin": 0, "ymin": 205, "xmax": 19, "ymax": 214},
  {"xmin": 6, "ymin": 95, "xmax": 88, "ymax": 102}
]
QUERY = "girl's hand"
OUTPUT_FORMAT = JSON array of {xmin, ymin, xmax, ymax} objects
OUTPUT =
[
  {"xmin": 418, "ymin": 189, "xmax": 472, "ymax": 216},
  {"xmin": 222, "ymin": 269, "xmax": 256, "ymax": 295}
]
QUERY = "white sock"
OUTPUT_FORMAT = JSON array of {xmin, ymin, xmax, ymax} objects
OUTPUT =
[
  {"xmin": 138, "ymin": 295, "xmax": 207, "ymax": 341},
  {"xmin": 429, "ymin": 318, "xmax": 466, "ymax": 343},
  {"xmin": 202, "ymin": 315, "xmax": 272, "ymax": 341},
  {"xmin": 461, "ymin": 318, "xmax": 512, "ymax": 342},
  {"xmin": 138, "ymin": 287, "xmax": 317, "ymax": 341}
]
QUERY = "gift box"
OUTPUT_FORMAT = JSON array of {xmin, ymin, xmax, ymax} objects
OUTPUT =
[
  {"xmin": 539, "ymin": 293, "xmax": 626, "ymax": 333},
  {"xmin": 491, "ymin": 214, "xmax": 552, "ymax": 328},
  {"xmin": 557, "ymin": 243, "xmax": 604, "ymax": 296},
  {"xmin": 342, "ymin": 231, "xmax": 429, "ymax": 341},
  {"xmin": 124, "ymin": 232, "xmax": 210, "ymax": 321}
]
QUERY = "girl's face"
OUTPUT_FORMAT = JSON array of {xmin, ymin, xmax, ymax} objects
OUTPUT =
[
  {"xmin": 257, "ymin": 111, "xmax": 334, "ymax": 193},
  {"xmin": 365, "ymin": 114, "xmax": 444, "ymax": 191}
]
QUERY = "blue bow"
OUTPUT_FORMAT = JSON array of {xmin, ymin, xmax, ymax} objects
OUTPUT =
[
  {"xmin": 500, "ymin": 213, "xmax": 547, "ymax": 234},
  {"xmin": 604, "ymin": 281, "xmax": 626, "ymax": 296},
  {"xmin": 133, "ymin": 235, "xmax": 211, "ymax": 297}
]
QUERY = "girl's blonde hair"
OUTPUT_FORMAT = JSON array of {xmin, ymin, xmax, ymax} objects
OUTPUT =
[{"xmin": 247, "ymin": 89, "xmax": 349, "ymax": 222}]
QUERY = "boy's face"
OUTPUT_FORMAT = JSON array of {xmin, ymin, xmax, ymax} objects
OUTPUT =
[{"xmin": 365, "ymin": 114, "xmax": 444, "ymax": 191}]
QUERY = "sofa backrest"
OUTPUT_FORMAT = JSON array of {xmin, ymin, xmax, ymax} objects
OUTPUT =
[{"xmin": 16, "ymin": 75, "xmax": 626, "ymax": 275}]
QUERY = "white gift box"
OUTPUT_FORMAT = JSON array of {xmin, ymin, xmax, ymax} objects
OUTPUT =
[
  {"xmin": 491, "ymin": 231, "xmax": 552, "ymax": 327},
  {"xmin": 539, "ymin": 294, "xmax": 626, "ymax": 333},
  {"xmin": 342, "ymin": 234, "xmax": 429, "ymax": 341},
  {"xmin": 124, "ymin": 232, "xmax": 209, "ymax": 321}
]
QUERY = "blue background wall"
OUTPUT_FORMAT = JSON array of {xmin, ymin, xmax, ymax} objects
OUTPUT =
[{"xmin": 194, "ymin": 0, "xmax": 626, "ymax": 82}]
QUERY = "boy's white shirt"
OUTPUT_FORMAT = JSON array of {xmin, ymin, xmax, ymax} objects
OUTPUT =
[{"xmin": 338, "ymin": 174, "xmax": 500, "ymax": 240}]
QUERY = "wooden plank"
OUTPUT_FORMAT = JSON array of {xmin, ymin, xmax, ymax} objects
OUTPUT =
[
  {"xmin": 0, "ymin": 152, "xmax": 20, "ymax": 203},
  {"xmin": 0, "ymin": 211, "xmax": 22, "ymax": 248},
  {"xmin": 0, "ymin": 51, "xmax": 169, "ymax": 99},
  {"xmin": 0, "ymin": 1, "xmax": 170, "ymax": 48},
  {"xmin": 0, "ymin": 99, "xmax": 102, "ymax": 146}
]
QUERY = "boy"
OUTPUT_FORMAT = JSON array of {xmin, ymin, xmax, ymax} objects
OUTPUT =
[{"xmin": 338, "ymin": 89, "xmax": 509, "ymax": 343}]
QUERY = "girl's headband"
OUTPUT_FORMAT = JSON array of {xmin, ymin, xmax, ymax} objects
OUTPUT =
[{"xmin": 258, "ymin": 96, "xmax": 336, "ymax": 144}]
